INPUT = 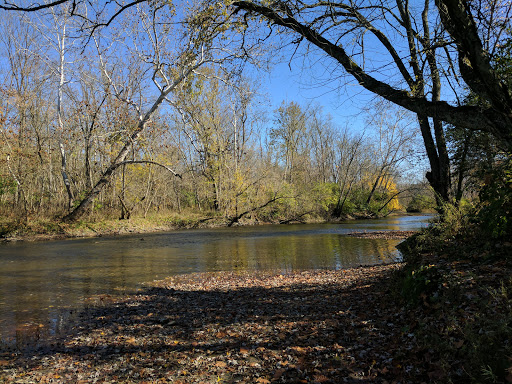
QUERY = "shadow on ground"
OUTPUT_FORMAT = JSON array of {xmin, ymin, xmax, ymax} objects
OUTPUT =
[{"xmin": 1, "ymin": 266, "xmax": 423, "ymax": 383}]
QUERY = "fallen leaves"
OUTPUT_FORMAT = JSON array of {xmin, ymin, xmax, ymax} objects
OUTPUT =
[
  {"xmin": 2, "ymin": 265, "xmax": 413, "ymax": 383},
  {"xmin": 2, "ymin": 260, "xmax": 510, "ymax": 383}
]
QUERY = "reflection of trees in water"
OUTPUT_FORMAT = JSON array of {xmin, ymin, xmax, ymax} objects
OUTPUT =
[
  {"xmin": 0, "ymin": 305, "xmax": 76, "ymax": 351},
  {"xmin": 333, "ymin": 237, "xmax": 400, "ymax": 266},
  {"xmin": 0, "ymin": 227, "xmax": 405, "ymax": 349},
  {"xmin": 197, "ymin": 234, "xmax": 400, "ymax": 272},
  {"xmin": 367, "ymin": 239, "xmax": 400, "ymax": 262}
]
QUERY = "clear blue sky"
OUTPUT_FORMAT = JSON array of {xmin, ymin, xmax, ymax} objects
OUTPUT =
[{"xmin": 256, "ymin": 44, "xmax": 380, "ymax": 134}]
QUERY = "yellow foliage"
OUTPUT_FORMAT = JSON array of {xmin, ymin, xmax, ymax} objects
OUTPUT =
[{"xmin": 383, "ymin": 176, "xmax": 402, "ymax": 211}]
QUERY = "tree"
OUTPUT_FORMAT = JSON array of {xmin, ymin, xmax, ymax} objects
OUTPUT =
[
  {"xmin": 364, "ymin": 103, "xmax": 415, "ymax": 206},
  {"xmin": 270, "ymin": 101, "xmax": 310, "ymax": 183},
  {"xmin": 0, "ymin": 14, "xmax": 52, "ymax": 218},
  {"xmin": 3, "ymin": 0, "xmax": 508, "ymax": 220},
  {"xmin": 2, "ymin": 0, "xmax": 510, "ymax": 139},
  {"xmin": 26, "ymin": 6, "xmax": 81, "ymax": 210},
  {"xmin": 173, "ymin": 69, "xmax": 239, "ymax": 212},
  {"xmin": 447, "ymin": 26, "xmax": 512, "ymax": 203},
  {"xmin": 230, "ymin": 0, "xmax": 512, "ymax": 202},
  {"xmin": 172, "ymin": 68, "xmax": 271, "ymax": 221},
  {"xmin": 61, "ymin": 0, "xmax": 256, "ymax": 221}
]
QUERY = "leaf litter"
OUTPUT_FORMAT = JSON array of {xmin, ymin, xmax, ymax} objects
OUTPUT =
[{"xmin": 1, "ymin": 260, "xmax": 510, "ymax": 383}]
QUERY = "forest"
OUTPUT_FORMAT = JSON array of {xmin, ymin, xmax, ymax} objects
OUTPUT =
[
  {"xmin": 0, "ymin": 0, "xmax": 509, "ymax": 240},
  {"xmin": 0, "ymin": 0, "xmax": 511, "ymax": 382},
  {"xmin": 0, "ymin": 0, "xmax": 446, "ymax": 237}
]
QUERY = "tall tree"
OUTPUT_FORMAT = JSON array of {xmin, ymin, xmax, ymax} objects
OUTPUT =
[
  {"xmin": 364, "ymin": 105, "xmax": 414, "ymax": 206},
  {"xmin": 230, "ymin": 0, "xmax": 511, "ymax": 201},
  {"xmin": 62, "ymin": 0, "xmax": 255, "ymax": 221},
  {"xmin": 270, "ymin": 101, "xmax": 310, "ymax": 183}
]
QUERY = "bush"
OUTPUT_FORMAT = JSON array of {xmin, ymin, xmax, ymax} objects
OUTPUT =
[
  {"xmin": 477, "ymin": 157, "xmax": 512, "ymax": 240},
  {"xmin": 406, "ymin": 193, "xmax": 436, "ymax": 213},
  {"xmin": 400, "ymin": 264, "xmax": 441, "ymax": 305}
]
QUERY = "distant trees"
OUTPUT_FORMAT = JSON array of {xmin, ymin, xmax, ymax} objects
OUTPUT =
[
  {"xmin": 1, "ymin": 0, "xmax": 511, "ymax": 215},
  {"xmin": 270, "ymin": 101, "xmax": 310, "ymax": 184},
  {"xmin": 171, "ymin": 69, "xmax": 263, "ymax": 216},
  {"xmin": 0, "ymin": 0, "xmax": 426, "ymax": 226}
]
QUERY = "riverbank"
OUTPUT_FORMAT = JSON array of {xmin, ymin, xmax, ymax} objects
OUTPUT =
[
  {"xmin": 0, "ymin": 212, "xmax": 423, "ymax": 243},
  {"xmin": 2, "ymin": 248, "xmax": 510, "ymax": 383},
  {"xmin": 0, "ymin": 264, "xmax": 420, "ymax": 383},
  {"xmin": 2, "ymin": 256, "xmax": 510, "ymax": 383},
  {"xmin": 0, "ymin": 213, "xmax": 219, "ymax": 242}
]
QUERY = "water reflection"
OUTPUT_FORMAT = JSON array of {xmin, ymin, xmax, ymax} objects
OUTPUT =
[{"xmin": 0, "ymin": 215, "xmax": 432, "ymax": 348}]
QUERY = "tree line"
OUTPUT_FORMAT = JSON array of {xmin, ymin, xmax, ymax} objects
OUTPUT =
[
  {"xmin": 0, "ymin": 0, "xmax": 510, "ymax": 229},
  {"xmin": 0, "ymin": 9, "xmax": 416, "ymax": 225}
]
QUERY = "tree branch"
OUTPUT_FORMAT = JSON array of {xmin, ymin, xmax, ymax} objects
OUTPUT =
[
  {"xmin": 228, "ymin": 195, "xmax": 288, "ymax": 226},
  {"xmin": 0, "ymin": 0, "xmax": 73, "ymax": 12},
  {"xmin": 232, "ymin": 0, "xmax": 512, "ymax": 147},
  {"xmin": 116, "ymin": 160, "xmax": 182, "ymax": 179}
]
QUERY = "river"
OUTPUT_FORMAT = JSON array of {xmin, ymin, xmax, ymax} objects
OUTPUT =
[{"xmin": 0, "ymin": 214, "xmax": 432, "ymax": 349}]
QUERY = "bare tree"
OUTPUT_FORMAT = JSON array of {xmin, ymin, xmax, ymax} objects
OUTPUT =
[
  {"xmin": 61, "ymin": 0, "xmax": 259, "ymax": 221},
  {"xmin": 231, "ymin": 0, "xmax": 512, "ymax": 201},
  {"xmin": 270, "ymin": 101, "xmax": 311, "ymax": 183},
  {"xmin": 364, "ymin": 103, "xmax": 416, "ymax": 206},
  {"xmin": 24, "ymin": 7, "xmax": 81, "ymax": 209}
]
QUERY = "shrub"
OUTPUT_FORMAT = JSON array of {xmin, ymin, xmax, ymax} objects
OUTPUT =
[
  {"xmin": 400, "ymin": 264, "xmax": 441, "ymax": 305},
  {"xmin": 406, "ymin": 193, "xmax": 436, "ymax": 213},
  {"xmin": 477, "ymin": 157, "xmax": 512, "ymax": 240}
]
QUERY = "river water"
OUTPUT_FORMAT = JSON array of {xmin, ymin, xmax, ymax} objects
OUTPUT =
[{"xmin": 0, "ymin": 215, "xmax": 432, "ymax": 349}]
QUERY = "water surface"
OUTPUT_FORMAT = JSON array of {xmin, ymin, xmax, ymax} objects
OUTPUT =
[{"xmin": 0, "ymin": 215, "xmax": 432, "ymax": 348}]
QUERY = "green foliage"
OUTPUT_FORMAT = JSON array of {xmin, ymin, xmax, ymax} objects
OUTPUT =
[
  {"xmin": 398, "ymin": 202, "xmax": 476, "ymax": 259},
  {"xmin": 477, "ymin": 157, "xmax": 512, "ymax": 239},
  {"xmin": 311, "ymin": 182, "xmax": 338, "ymax": 213},
  {"xmin": 398, "ymin": 160, "xmax": 512, "ymax": 261},
  {"xmin": 400, "ymin": 264, "xmax": 441, "ymax": 305},
  {"xmin": 180, "ymin": 191, "xmax": 198, "ymax": 208},
  {"xmin": 72, "ymin": 191, "xmax": 88, "ymax": 209},
  {"xmin": 366, "ymin": 190, "xmax": 395, "ymax": 215},
  {"xmin": 0, "ymin": 221, "xmax": 19, "ymax": 238},
  {"xmin": 0, "ymin": 175, "xmax": 16, "ymax": 197},
  {"xmin": 274, "ymin": 185, "xmax": 300, "ymax": 218},
  {"xmin": 396, "ymin": 155, "xmax": 512, "ymax": 380},
  {"xmin": 493, "ymin": 28, "xmax": 512, "ymax": 89},
  {"xmin": 406, "ymin": 193, "xmax": 436, "ymax": 213},
  {"xmin": 93, "ymin": 199, "xmax": 103, "ymax": 211},
  {"xmin": 339, "ymin": 199, "xmax": 356, "ymax": 215}
]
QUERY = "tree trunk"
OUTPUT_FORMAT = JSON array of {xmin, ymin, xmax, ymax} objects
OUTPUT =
[{"xmin": 62, "ymin": 56, "xmax": 201, "ymax": 222}]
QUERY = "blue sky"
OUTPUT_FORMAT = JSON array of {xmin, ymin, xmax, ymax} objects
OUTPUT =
[
  {"xmin": 259, "ymin": 55, "xmax": 379, "ymax": 133},
  {"xmin": 253, "ymin": 45, "xmax": 431, "ymax": 183}
]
